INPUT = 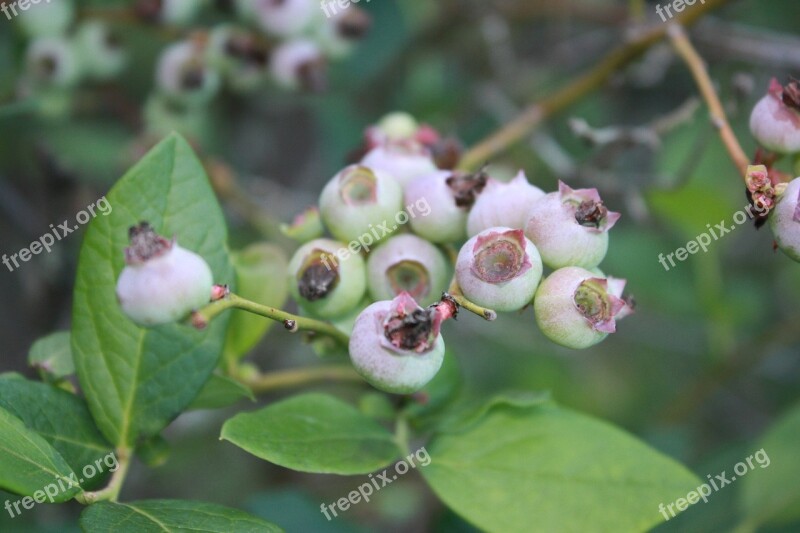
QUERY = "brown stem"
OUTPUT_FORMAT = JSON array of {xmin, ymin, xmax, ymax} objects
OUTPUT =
[
  {"xmin": 667, "ymin": 24, "xmax": 751, "ymax": 177},
  {"xmin": 458, "ymin": 0, "xmax": 735, "ymax": 170}
]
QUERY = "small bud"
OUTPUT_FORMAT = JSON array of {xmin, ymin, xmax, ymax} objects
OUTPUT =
[
  {"xmin": 455, "ymin": 227, "xmax": 543, "ymax": 312},
  {"xmin": 769, "ymin": 177, "xmax": 800, "ymax": 262},
  {"xmin": 525, "ymin": 181, "xmax": 620, "ymax": 269}
]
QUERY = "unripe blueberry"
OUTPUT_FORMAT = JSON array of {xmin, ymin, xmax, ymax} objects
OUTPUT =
[
  {"xmin": 270, "ymin": 39, "xmax": 327, "ymax": 92},
  {"xmin": 18, "ymin": 0, "xmax": 74, "ymax": 37},
  {"xmin": 287, "ymin": 238, "xmax": 366, "ymax": 318},
  {"xmin": 26, "ymin": 38, "xmax": 81, "ymax": 89},
  {"xmin": 360, "ymin": 143, "xmax": 438, "ymax": 187},
  {"xmin": 280, "ymin": 206, "xmax": 324, "ymax": 243},
  {"xmin": 749, "ymin": 78, "xmax": 800, "ymax": 154},
  {"xmin": 254, "ymin": 0, "xmax": 317, "ymax": 38},
  {"xmin": 534, "ymin": 267, "xmax": 632, "ymax": 349},
  {"xmin": 207, "ymin": 25, "xmax": 270, "ymax": 92},
  {"xmin": 467, "ymin": 171, "xmax": 545, "ymax": 236},
  {"xmin": 367, "ymin": 234, "xmax": 449, "ymax": 305},
  {"xmin": 156, "ymin": 40, "xmax": 221, "ymax": 106},
  {"xmin": 770, "ymin": 177, "xmax": 800, "ymax": 262},
  {"xmin": 349, "ymin": 293, "xmax": 446, "ymax": 394},
  {"xmin": 313, "ymin": 7, "xmax": 371, "ymax": 59},
  {"xmin": 116, "ymin": 222, "xmax": 213, "ymax": 326},
  {"xmin": 75, "ymin": 22, "xmax": 127, "ymax": 81},
  {"xmin": 455, "ymin": 228, "xmax": 543, "ymax": 312},
  {"xmin": 319, "ymin": 164, "xmax": 403, "ymax": 244},
  {"xmin": 525, "ymin": 181, "xmax": 620, "ymax": 269},
  {"xmin": 135, "ymin": 0, "xmax": 206, "ymax": 25},
  {"xmin": 404, "ymin": 169, "xmax": 487, "ymax": 243},
  {"xmin": 375, "ymin": 112, "xmax": 420, "ymax": 143}
]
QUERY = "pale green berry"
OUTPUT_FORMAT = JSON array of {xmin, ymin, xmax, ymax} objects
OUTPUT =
[
  {"xmin": 367, "ymin": 234, "xmax": 449, "ymax": 305},
  {"xmin": 770, "ymin": 177, "xmax": 800, "ymax": 262}
]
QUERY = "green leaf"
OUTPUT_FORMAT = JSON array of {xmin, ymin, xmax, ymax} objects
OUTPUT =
[
  {"xmin": 223, "ymin": 243, "xmax": 289, "ymax": 365},
  {"xmin": 221, "ymin": 393, "xmax": 401, "ymax": 475},
  {"xmin": 79, "ymin": 500, "xmax": 283, "ymax": 532},
  {"xmin": 0, "ymin": 406, "xmax": 79, "ymax": 502},
  {"xmin": 404, "ymin": 352, "xmax": 462, "ymax": 430},
  {"xmin": 71, "ymin": 133, "xmax": 235, "ymax": 447},
  {"xmin": 740, "ymin": 402, "xmax": 800, "ymax": 526},
  {"xmin": 188, "ymin": 373, "xmax": 254, "ymax": 411},
  {"xmin": 422, "ymin": 399, "xmax": 700, "ymax": 532},
  {"xmin": 28, "ymin": 331, "xmax": 75, "ymax": 381},
  {"xmin": 0, "ymin": 376, "xmax": 112, "ymax": 489}
]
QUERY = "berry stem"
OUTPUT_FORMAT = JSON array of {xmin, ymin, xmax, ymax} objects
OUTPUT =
[
  {"xmin": 667, "ymin": 24, "xmax": 750, "ymax": 178},
  {"xmin": 192, "ymin": 293, "xmax": 350, "ymax": 346},
  {"xmin": 237, "ymin": 365, "xmax": 364, "ymax": 394},
  {"xmin": 74, "ymin": 446, "xmax": 132, "ymax": 505},
  {"xmin": 446, "ymin": 280, "xmax": 497, "ymax": 321},
  {"xmin": 457, "ymin": 0, "xmax": 733, "ymax": 170}
]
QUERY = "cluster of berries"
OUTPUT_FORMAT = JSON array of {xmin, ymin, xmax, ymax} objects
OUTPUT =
[
  {"xmin": 749, "ymin": 78, "xmax": 800, "ymax": 262},
  {"xmin": 18, "ymin": 2, "xmax": 125, "ymax": 105},
  {"xmin": 15, "ymin": 0, "xmax": 369, "ymax": 122},
  {"xmin": 115, "ymin": 112, "xmax": 635, "ymax": 395}
]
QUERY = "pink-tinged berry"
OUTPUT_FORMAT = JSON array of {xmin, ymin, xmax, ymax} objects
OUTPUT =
[
  {"xmin": 116, "ymin": 222, "xmax": 213, "ymax": 326},
  {"xmin": 26, "ymin": 38, "xmax": 81, "ymax": 89},
  {"xmin": 270, "ymin": 39, "xmax": 327, "ymax": 92},
  {"xmin": 349, "ymin": 293, "xmax": 448, "ymax": 394},
  {"xmin": 405, "ymin": 169, "xmax": 486, "ymax": 243},
  {"xmin": 287, "ymin": 238, "xmax": 366, "ymax": 318},
  {"xmin": 360, "ymin": 143, "xmax": 438, "ymax": 187},
  {"xmin": 254, "ymin": 0, "xmax": 317, "ymax": 38},
  {"xmin": 525, "ymin": 181, "xmax": 620, "ymax": 269},
  {"xmin": 534, "ymin": 267, "xmax": 632, "ymax": 349},
  {"xmin": 156, "ymin": 40, "xmax": 221, "ymax": 106},
  {"xmin": 319, "ymin": 164, "xmax": 403, "ymax": 244},
  {"xmin": 367, "ymin": 234, "xmax": 449, "ymax": 305},
  {"xmin": 750, "ymin": 78, "xmax": 800, "ymax": 154},
  {"xmin": 467, "ymin": 171, "xmax": 545, "ymax": 236},
  {"xmin": 770, "ymin": 177, "xmax": 800, "ymax": 262},
  {"xmin": 455, "ymin": 228, "xmax": 543, "ymax": 312}
]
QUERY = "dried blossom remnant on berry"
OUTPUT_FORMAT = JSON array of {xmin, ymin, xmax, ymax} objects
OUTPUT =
[
  {"xmin": 573, "ymin": 277, "xmax": 628, "ymax": 333},
  {"xmin": 470, "ymin": 229, "xmax": 531, "ymax": 283},
  {"xmin": 297, "ymin": 249, "xmax": 339, "ymax": 301},
  {"xmin": 381, "ymin": 292, "xmax": 450, "ymax": 354},
  {"xmin": 124, "ymin": 222, "xmax": 173, "ymax": 265},
  {"xmin": 386, "ymin": 260, "xmax": 430, "ymax": 301},
  {"xmin": 780, "ymin": 77, "xmax": 800, "ymax": 112},
  {"xmin": 445, "ymin": 169, "xmax": 488, "ymax": 208},
  {"xmin": 558, "ymin": 181, "xmax": 620, "ymax": 233}
]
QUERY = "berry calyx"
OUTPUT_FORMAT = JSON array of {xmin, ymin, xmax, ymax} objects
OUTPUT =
[
  {"xmin": 349, "ymin": 292, "xmax": 448, "ymax": 394},
  {"xmin": 455, "ymin": 228, "xmax": 543, "ymax": 312},
  {"xmin": 366, "ymin": 234, "xmax": 449, "ymax": 305},
  {"xmin": 525, "ymin": 181, "xmax": 620, "ymax": 269},
  {"xmin": 116, "ymin": 222, "xmax": 214, "ymax": 326}
]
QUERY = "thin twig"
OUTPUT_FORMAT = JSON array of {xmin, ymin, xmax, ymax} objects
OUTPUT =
[
  {"xmin": 240, "ymin": 365, "xmax": 363, "ymax": 394},
  {"xmin": 667, "ymin": 24, "xmax": 751, "ymax": 177}
]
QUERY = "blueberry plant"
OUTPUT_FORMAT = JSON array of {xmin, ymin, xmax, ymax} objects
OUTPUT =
[{"xmin": 2, "ymin": 1, "xmax": 800, "ymax": 533}]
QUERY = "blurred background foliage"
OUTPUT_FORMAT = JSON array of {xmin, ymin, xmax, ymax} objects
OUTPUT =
[{"xmin": 1, "ymin": 0, "xmax": 799, "ymax": 531}]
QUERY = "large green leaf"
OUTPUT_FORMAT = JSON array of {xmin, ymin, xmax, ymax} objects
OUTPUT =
[
  {"xmin": 221, "ymin": 393, "xmax": 401, "ymax": 474},
  {"xmin": 188, "ymin": 373, "xmax": 254, "ymax": 411},
  {"xmin": 0, "ymin": 406, "xmax": 79, "ymax": 502},
  {"xmin": 0, "ymin": 376, "xmax": 112, "ymax": 489},
  {"xmin": 79, "ymin": 500, "xmax": 283, "ymax": 532},
  {"xmin": 422, "ymin": 398, "xmax": 700, "ymax": 532},
  {"xmin": 740, "ymin": 402, "xmax": 800, "ymax": 526},
  {"xmin": 71, "ymin": 133, "xmax": 234, "ymax": 447}
]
